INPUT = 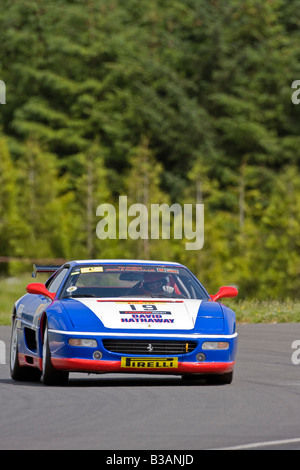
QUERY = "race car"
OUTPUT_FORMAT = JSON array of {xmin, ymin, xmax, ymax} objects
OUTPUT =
[{"xmin": 10, "ymin": 259, "xmax": 238, "ymax": 385}]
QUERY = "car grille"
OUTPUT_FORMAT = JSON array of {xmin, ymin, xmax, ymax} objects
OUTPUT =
[{"xmin": 102, "ymin": 339, "xmax": 198, "ymax": 355}]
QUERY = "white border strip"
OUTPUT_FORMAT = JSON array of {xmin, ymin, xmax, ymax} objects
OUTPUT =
[{"xmin": 49, "ymin": 329, "xmax": 238, "ymax": 340}]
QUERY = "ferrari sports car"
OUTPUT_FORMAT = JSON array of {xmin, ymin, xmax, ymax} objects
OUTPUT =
[{"xmin": 10, "ymin": 259, "xmax": 238, "ymax": 385}]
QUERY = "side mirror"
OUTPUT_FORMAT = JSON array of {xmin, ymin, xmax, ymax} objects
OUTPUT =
[
  {"xmin": 26, "ymin": 283, "xmax": 55, "ymax": 301},
  {"xmin": 210, "ymin": 286, "xmax": 238, "ymax": 302}
]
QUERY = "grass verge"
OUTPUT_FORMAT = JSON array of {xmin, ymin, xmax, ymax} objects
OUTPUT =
[
  {"xmin": 0, "ymin": 274, "xmax": 48, "ymax": 325},
  {"xmin": 1, "ymin": 275, "xmax": 300, "ymax": 326},
  {"xmin": 225, "ymin": 298, "xmax": 300, "ymax": 324}
]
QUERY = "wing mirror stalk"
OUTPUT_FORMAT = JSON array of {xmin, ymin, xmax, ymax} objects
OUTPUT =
[
  {"xmin": 26, "ymin": 283, "xmax": 55, "ymax": 301},
  {"xmin": 210, "ymin": 286, "xmax": 238, "ymax": 302}
]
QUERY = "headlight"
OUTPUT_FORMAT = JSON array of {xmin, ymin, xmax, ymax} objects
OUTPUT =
[
  {"xmin": 202, "ymin": 341, "xmax": 229, "ymax": 350},
  {"xmin": 69, "ymin": 338, "xmax": 98, "ymax": 347}
]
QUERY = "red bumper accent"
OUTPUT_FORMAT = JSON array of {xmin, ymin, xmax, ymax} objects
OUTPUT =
[
  {"xmin": 18, "ymin": 353, "xmax": 42, "ymax": 370},
  {"xmin": 51, "ymin": 358, "xmax": 235, "ymax": 375}
]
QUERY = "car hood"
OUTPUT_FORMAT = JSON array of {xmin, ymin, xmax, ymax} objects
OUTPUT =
[
  {"xmin": 72, "ymin": 298, "xmax": 200, "ymax": 330},
  {"xmin": 59, "ymin": 297, "xmax": 224, "ymax": 333}
]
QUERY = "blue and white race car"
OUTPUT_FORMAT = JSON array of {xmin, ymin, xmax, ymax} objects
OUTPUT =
[{"xmin": 10, "ymin": 259, "xmax": 238, "ymax": 385}]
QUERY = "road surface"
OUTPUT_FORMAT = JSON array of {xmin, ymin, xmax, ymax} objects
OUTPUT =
[{"xmin": 1, "ymin": 324, "xmax": 300, "ymax": 450}]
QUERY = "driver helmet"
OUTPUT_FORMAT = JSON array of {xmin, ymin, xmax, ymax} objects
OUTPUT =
[{"xmin": 142, "ymin": 272, "xmax": 169, "ymax": 293}]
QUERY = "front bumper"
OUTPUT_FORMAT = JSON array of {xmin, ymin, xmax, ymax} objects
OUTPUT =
[
  {"xmin": 51, "ymin": 357, "xmax": 235, "ymax": 375},
  {"xmin": 48, "ymin": 329, "xmax": 238, "ymax": 376}
]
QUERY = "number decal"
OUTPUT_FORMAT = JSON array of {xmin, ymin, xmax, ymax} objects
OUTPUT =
[{"xmin": 129, "ymin": 304, "xmax": 157, "ymax": 311}]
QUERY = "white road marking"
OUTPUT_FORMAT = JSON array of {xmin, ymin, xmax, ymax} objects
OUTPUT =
[{"xmin": 214, "ymin": 437, "xmax": 300, "ymax": 450}]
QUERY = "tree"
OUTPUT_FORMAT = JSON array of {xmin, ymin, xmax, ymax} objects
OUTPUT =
[
  {"xmin": 123, "ymin": 135, "xmax": 170, "ymax": 259},
  {"xmin": 15, "ymin": 137, "xmax": 75, "ymax": 259},
  {"xmin": 0, "ymin": 136, "xmax": 20, "ymax": 272},
  {"xmin": 72, "ymin": 140, "xmax": 112, "ymax": 259}
]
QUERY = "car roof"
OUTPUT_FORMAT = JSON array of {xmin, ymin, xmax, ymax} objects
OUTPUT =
[{"xmin": 70, "ymin": 259, "xmax": 183, "ymax": 267}]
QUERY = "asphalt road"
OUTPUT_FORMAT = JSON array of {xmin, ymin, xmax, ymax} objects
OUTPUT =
[{"xmin": 1, "ymin": 323, "xmax": 300, "ymax": 451}]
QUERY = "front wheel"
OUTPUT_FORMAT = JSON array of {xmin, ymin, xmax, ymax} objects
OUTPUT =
[
  {"xmin": 41, "ymin": 321, "xmax": 69, "ymax": 386},
  {"xmin": 10, "ymin": 319, "xmax": 41, "ymax": 382},
  {"xmin": 181, "ymin": 371, "xmax": 234, "ymax": 385},
  {"xmin": 205, "ymin": 371, "xmax": 233, "ymax": 385}
]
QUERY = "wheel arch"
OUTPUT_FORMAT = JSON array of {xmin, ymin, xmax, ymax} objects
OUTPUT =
[
  {"xmin": 40, "ymin": 312, "xmax": 48, "ymax": 339},
  {"xmin": 11, "ymin": 305, "xmax": 17, "ymax": 325}
]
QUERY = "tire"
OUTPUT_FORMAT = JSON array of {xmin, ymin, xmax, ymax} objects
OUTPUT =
[
  {"xmin": 10, "ymin": 319, "xmax": 41, "ymax": 382},
  {"xmin": 205, "ymin": 371, "xmax": 233, "ymax": 385},
  {"xmin": 41, "ymin": 321, "xmax": 69, "ymax": 386},
  {"xmin": 181, "ymin": 374, "xmax": 205, "ymax": 384}
]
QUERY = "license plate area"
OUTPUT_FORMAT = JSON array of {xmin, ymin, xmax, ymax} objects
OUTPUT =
[{"xmin": 121, "ymin": 357, "xmax": 178, "ymax": 369}]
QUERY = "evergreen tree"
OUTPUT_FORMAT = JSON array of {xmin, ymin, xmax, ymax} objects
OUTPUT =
[
  {"xmin": 0, "ymin": 136, "xmax": 20, "ymax": 272},
  {"xmin": 0, "ymin": 0, "xmax": 300, "ymax": 298}
]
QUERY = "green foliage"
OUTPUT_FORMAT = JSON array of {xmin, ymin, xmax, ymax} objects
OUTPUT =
[
  {"xmin": 0, "ymin": 0, "xmax": 300, "ymax": 300},
  {"xmin": 226, "ymin": 298, "xmax": 300, "ymax": 324}
]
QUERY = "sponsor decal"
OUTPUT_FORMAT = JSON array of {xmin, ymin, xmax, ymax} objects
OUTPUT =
[
  {"xmin": 121, "ymin": 314, "xmax": 175, "ymax": 324},
  {"xmin": 81, "ymin": 267, "xmax": 103, "ymax": 273},
  {"xmin": 77, "ymin": 298, "xmax": 195, "ymax": 330},
  {"xmin": 121, "ymin": 357, "xmax": 178, "ymax": 369},
  {"xmin": 67, "ymin": 286, "xmax": 78, "ymax": 293},
  {"xmin": 119, "ymin": 303, "xmax": 175, "ymax": 323},
  {"xmin": 157, "ymin": 268, "xmax": 179, "ymax": 274}
]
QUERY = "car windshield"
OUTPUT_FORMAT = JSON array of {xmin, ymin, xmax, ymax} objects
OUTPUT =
[{"xmin": 60, "ymin": 264, "xmax": 209, "ymax": 300}]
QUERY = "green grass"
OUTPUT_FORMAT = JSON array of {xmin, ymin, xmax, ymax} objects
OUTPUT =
[
  {"xmin": 225, "ymin": 298, "xmax": 300, "ymax": 324},
  {"xmin": 0, "ymin": 274, "xmax": 48, "ymax": 325},
  {"xmin": 1, "ymin": 275, "xmax": 300, "ymax": 326}
]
